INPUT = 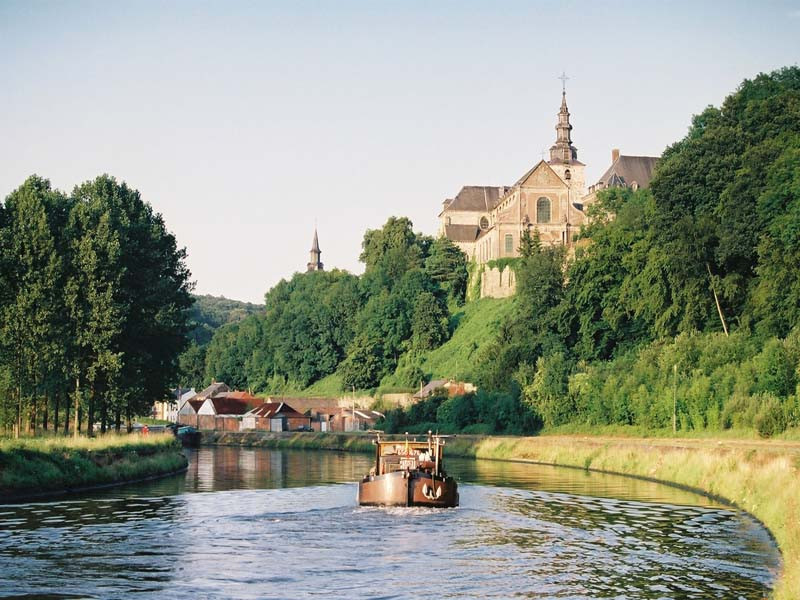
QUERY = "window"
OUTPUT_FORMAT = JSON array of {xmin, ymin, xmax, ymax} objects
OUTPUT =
[
  {"xmin": 504, "ymin": 234, "xmax": 513, "ymax": 254},
  {"xmin": 564, "ymin": 169, "xmax": 571, "ymax": 180},
  {"xmin": 537, "ymin": 197, "xmax": 551, "ymax": 223},
  {"xmin": 479, "ymin": 216, "xmax": 489, "ymax": 230},
  {"xmin": 445, "ymin": 216, "xmax": 451, "ymax": 225}
]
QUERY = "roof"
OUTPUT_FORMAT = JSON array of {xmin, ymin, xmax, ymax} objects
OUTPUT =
[
  {"xmin": 596, "ymin": 155, "xmax": 659, "ymax": 189},
  {"xmin": 196, "ymin": 382, "xmax": 230, "ymax": 400},
  {"xmin": 219, "ymin": 390, "xmax": 262, "ymax": 402},
  {"xmin": 207, "ymin": 396, "xmax": 253, "ymax": 415},
  {"xmin": 187, "ymin": 399, "xmax": 205, "ymax": 413},
  {"xmin": 311, "ymin": 228, "xmax": 320, "ymax": 252},
  {"xmin": 443, "ymin": 186, "xmax": 507, "ymax": 213},
  {"xmin": 444, "ymin": 224, "xmax": 481, "ymax": 243},
  {"xmin": 247, "ymin": 402, "xmax": 305, "ymax": 419},
  {"xmin": 353, "ymin": 409, "xmax": 384, "ymax": 421},
  {"xmin": 414, "ymin": 379, "xmax": 448, "ymax": 399}
]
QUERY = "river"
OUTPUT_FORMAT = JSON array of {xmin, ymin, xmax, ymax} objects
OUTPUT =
[{"xmin": 0, "ymin": 446, "xmax": 780, "ymax": 599}]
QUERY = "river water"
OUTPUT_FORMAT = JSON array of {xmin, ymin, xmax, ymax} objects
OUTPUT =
[{"xmin": 0, "ymin": 446, "xmax": 780, "ymax": 599}]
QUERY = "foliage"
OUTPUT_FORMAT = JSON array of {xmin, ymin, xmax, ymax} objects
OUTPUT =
[
  {"xmin": 0, "ymin": 175, "xmax": 193, "ymax": 435},
  {"xmin": 187, "ymin": 295, "xmax": 263, "ymax": 346}
]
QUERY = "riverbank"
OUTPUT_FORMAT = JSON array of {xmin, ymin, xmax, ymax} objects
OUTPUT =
[
  {"xmin": 0, "ymin": 434, "xmax": 188, "ymax": 502},
  {"xmin": 206, "ymin": 430, "xmax": 798, "ymax": 599}
]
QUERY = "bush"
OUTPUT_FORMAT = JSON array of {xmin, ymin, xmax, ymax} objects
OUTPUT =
[{"xmin": 755, "ymin": 393, "xmax": 787, "ymax": 438}]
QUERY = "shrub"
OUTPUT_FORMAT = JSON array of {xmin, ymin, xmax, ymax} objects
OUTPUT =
[{"xmin": 755, "ymin": 393, "xmax": 787, "ymax": 437}]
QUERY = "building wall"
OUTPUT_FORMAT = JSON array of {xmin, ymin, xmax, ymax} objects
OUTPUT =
[{"xmin": 480, "ymin": 265, "xmax": 516, "ymax": 299}]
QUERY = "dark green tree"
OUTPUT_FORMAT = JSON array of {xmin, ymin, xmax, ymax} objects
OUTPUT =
[{"xmin": 424, "ymin": 237, "xmax": 468, "ymax": 304}]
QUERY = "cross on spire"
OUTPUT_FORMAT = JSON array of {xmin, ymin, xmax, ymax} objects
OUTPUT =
[{"xmin": 558, "ymin": 71, "xmax": 569, "ymax": 93}]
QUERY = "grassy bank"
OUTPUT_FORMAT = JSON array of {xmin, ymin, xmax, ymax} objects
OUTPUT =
[
  {"xmin": 0, "ymin": 434, "xmax": 188, "ymax": 501},
  {"xmin": 207, "ymin": 430, "xmax": 798, "ymax": 598}
]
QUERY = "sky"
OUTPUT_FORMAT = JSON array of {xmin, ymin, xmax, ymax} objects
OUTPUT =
[{"xmin": 1, "ymin": 1, "xmax": 799, "ymax": 303}]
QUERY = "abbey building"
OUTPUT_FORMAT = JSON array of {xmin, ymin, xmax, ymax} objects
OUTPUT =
[{"xmin": 439, "ymin": 89, "xmax": 658, "ymax": 264}]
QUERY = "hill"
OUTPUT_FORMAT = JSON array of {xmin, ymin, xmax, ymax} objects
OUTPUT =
[{"xmin": 188, "ymin": 294, "xmax": 264, "ymax": 345}]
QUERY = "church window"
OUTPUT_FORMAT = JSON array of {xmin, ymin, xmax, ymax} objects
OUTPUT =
[
  {"xmin": 537, "ymin": 197, "xmax": 551, "ymax": 223},
  {"xmin": 565, "ymin": 169, "xmax": 571, "ymax": 180},
  {"xmin": 504, "ymin": 234, "xmax": 513, "ymax": 254},
  {"xmin": 479, "ymin": 216, "xmax": 489, "ymax": 230}
]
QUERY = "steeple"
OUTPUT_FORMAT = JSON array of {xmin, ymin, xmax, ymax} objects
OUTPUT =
[
  {"xmin": 307, "ymin": 227, "xmax": 323, "ymax": 272},
  {"xmin": 549, "ymin": 77, "xmax": 578, "ymax": 164}
]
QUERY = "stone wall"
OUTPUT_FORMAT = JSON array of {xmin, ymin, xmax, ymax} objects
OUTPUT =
[{"xmin": 480, "ymin": 265, "xmax": 516, "ymax": 298}]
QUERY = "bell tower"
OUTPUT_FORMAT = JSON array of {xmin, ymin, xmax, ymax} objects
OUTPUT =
[
  {"xmin": 307, "ymin": 227, "xmax": 323, "ymax": 272},
  {"xmin": 547, "ymin": 73, "xmax": 586, "ymax": 197}
]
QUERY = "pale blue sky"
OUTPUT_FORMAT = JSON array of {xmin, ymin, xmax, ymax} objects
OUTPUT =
[{"xmin": 2, "ymin": 1, "xmax": 798, "ymax": 303}]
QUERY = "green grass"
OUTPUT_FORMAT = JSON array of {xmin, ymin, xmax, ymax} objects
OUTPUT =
[
  {"xmin": 0, "ymin": 433, "xmax": 187, "ymax": 499},
  {"xmin": 415, "ymin": 297, "xmax": 514, "ymax": 381}
]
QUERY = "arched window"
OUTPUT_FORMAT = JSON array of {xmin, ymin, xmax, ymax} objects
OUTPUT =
[
  {"xmin": 564, "ymin": 169, "xmax": 571, "ymax": 180},
  {"xmin": 479, "ymin": 216, "xmax": 489, "ymax": 230},
  {"xmin": 537, "ymin": 197, "xmax": 551, "ymax": 223}
]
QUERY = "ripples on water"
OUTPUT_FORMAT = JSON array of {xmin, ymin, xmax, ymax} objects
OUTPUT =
[{"xmin": 0, "ymin": 447, "xmax": 780, "ymax": 599}]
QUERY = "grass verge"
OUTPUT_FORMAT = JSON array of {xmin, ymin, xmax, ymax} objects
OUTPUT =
[
  {"xmin": 0, "ymin": 433, "xmax": 188, "ymax": 501},
  {"xmin": 206, "ymin": 430, "xmax": 798, "ymax": 598}
]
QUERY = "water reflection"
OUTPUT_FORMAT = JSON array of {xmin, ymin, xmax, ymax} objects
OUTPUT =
[{"xmin": 0, "ymin": 447, "xmax": 780, "ymax": 600}]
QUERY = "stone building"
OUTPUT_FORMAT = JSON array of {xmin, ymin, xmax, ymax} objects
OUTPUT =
[
  {"xmin": 439, "ymin": 89, "xmax": 588, "ymax": 263},
  {"xmin": 582, "ymin": 149, "xmax": 660, "ymax": 204}
]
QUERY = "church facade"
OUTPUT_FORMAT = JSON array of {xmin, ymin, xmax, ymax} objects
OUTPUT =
[{"xmin": 439, "ymin": 89, "xmax": 657, "ymax": 265}]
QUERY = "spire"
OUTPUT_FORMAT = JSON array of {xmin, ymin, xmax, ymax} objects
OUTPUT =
[
  {"xmin": 307, "ymin": 227, "xmax": 323, "ymax": 272},
  {"xmin": 549, "ymin": 74, "xmax": 578, "ymax": 165},
  {"xmin": 311, "ymin": 228, "xmax": 320, "ymax": 253}
]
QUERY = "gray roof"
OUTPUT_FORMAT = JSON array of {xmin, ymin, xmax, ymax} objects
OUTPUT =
[
  {"xmin": 444, "ymin": 224, "xmax": 481, "ymax": 243},
  {"xmin": 444, "ymin": 186, "xmax": 507, "ymax": 212},
  {"xmin": 196, "ymin": 382, "xmax": 229, "ymax": 400},
  {"xmin": 597, "ymin": 155, "xmax": 659, "ymax": 189}
]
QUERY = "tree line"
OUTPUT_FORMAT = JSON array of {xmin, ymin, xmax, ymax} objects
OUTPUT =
[
  {"xmin": 195, "ymin": 217, "xmax": 468, "ymax": 393},
  {"xmin": 0, "ymin": 175, "xmax": 193, "ymax": 436}
]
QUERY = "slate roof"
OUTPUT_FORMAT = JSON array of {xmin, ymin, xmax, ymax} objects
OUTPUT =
[
  {"xmin": 444, "ymin": 224, "xmax": 481, "ymax": 243},
  {"xmin": 443, "ymin": 186, "xmax": 507, "ymax": 212},
  {"xmin": 196, "ymin": 382, "xmax": 230, "ymax": 400},
  {"xmin": 247, "ymin": 402, "xmax": 305, "ymax": 418},
  {"xmin": 596, "ymin": 155, "xmax": 659, "ymax": 189}
]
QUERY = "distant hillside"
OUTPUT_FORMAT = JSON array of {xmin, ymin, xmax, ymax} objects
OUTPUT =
[{"xmin": 188, "ymin": 294, "xmax": 264, "ymax": 345}]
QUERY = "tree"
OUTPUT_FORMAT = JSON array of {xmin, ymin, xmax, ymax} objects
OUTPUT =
[
  {"xmin": 425, "ymin": 237, "xmax": 468, "ymax": 304},
  {"xmin": 410, "ymin": 291, "xmax": 449, "ymax": 352},
  {"xmin": 0, "ymin": 176, "xmax": 66, "ymax": 437},
  {"xmin": 65, "ymin": 192, "xmax": 125, "ymax": 436}
]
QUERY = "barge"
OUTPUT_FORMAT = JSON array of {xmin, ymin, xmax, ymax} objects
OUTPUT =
[{"xmin": 358, "ymin": 432, "xmax": 458, "ymax": 508}]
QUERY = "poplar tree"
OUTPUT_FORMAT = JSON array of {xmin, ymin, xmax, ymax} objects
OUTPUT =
[{"xmin": 0, "ymin": 177, "xmax": 64, "ymax": 437}]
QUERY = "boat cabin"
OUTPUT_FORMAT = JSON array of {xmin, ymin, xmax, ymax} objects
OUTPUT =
[{"xmin": 371, "ymin": 436, "xmax": 447, "ymax": 478}]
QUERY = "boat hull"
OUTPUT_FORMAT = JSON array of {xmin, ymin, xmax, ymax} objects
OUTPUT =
[{"xmin": 358, "ymin": 471, "xmax": 458, "ymax": 508}]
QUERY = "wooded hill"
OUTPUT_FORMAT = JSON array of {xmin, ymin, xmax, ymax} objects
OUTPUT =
[{"xmin": 198, "ymin": 67, "xmax": 800, "ymax": 437}]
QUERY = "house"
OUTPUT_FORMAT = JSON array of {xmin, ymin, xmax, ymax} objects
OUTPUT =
[
  {"xmin": 195, "ymin": 381, "xmax": 230, "ymax": 401},
  {"xmin": 196, "ymin": 396, "xmax": 257, "ymax": 431},
  {"xmin": 242, "ymin": 402, "xmax": 311, "ymax": 432},
  {"xmin": 152, "ymin": 387, "xmax": 196, "ymax": 423},
  {"xmin": 177, "ymin": 398, "xmax": 205, "ymax": 426},
  {"xmin": 331, "ymin": 408, "xmax": 385, "ymax": 432},
  {"xmin": 413, "ymin": 379, "xmax": 476, "ymax": 401}
]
